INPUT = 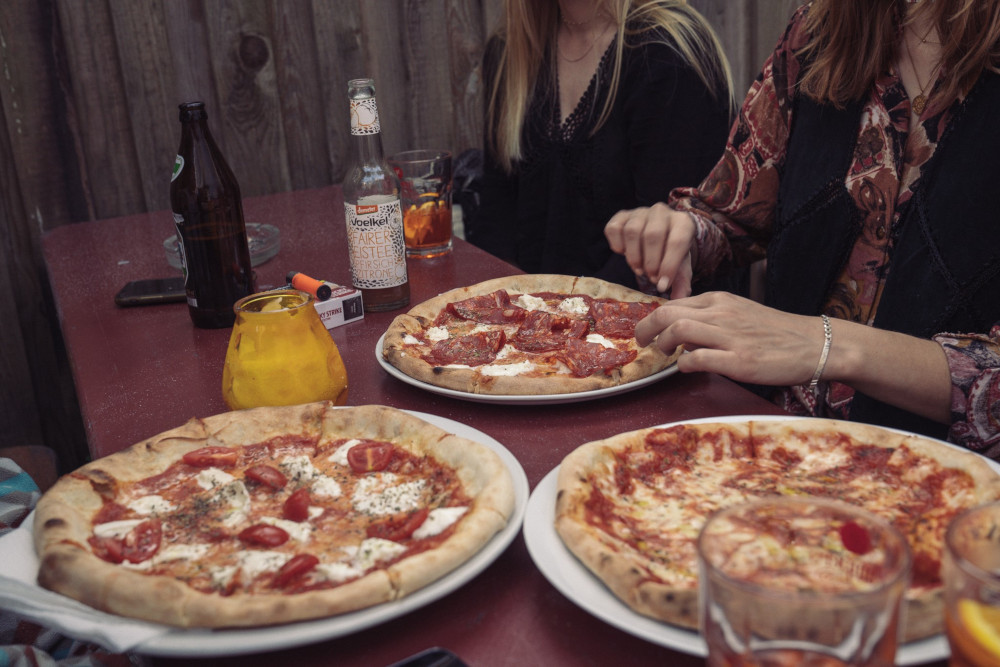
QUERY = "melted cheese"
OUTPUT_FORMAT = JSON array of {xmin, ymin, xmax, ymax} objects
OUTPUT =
[
  {"xmin": 559, "ymin": 297, "xmax": 589, "ymax": 315},
  {"xmin": 127, "ymin": 495, "xmax": 176, "ymax": 516},
  {"xmin": 260, "ymin": 516, "xmax": 314, "ymax": 543},
  {"xmin": 196, "ymin": 467, "xmax": 235, "ymax": 490},
  {"xmin": 352, "ymin": 473, "xmax": 426, "ymax": 516},
  {"xmin": 329, "ymin": 440, "xmax": 361, "ymax": 467},
  {"xmin": 480, "ymin": 360, "xmax": 535, "ymax": 377},
  {"xmin": 355, "ymin": 538, "xmax": 406, "ymax": 570},
  {"xmin": 412, "ymin": 507, "xmax": 468, "ymax": 539}
]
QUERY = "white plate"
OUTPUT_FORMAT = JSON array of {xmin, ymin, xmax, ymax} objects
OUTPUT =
[
  {"xmin": 376, "ymin": 333, "xmax": 679, "ymax": 405},
  {"xmin": 522, "ymin": 415, "xmax": 1000, "ymax": 665},
  {"xmin": 130, "ymin": 411, "xmax": 529, "ymax": 657}
]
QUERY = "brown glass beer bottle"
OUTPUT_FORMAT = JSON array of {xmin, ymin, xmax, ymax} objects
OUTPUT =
[
  {"xmin": 342, "ymin": 79, "xmax": 410, "ymax": 311},
  {"xmin": 170, "ymin": 102, "xmax": 255, "ymax": 328}
]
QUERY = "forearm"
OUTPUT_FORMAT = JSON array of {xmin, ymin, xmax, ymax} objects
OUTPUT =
[{"xmin": 823, "ymin": 318, "xmax": 952, "ymax": 424}]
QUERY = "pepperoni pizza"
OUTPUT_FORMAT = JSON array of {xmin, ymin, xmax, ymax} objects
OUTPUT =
[{"xmin": 382, "ymin": 275, "xmax": 680, "ymax": 395}]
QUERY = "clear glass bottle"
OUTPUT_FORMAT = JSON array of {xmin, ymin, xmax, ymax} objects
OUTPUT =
[
  {"xmin": 170, "ymin": 102, "xmax": 255, "ymax": 328},
  {"xmin": 342, "ymin": 78, "xmax": 410, "ymax": 311}
]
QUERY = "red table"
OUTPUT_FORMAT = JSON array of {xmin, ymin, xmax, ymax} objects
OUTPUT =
[{"xmin": 42, "ymin": 186, "xmax": 790, "ymax": 666}]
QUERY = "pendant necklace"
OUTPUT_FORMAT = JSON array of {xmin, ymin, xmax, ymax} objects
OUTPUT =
[
  {"xmin": 557, "ymin": 20, "xmax": 612, "ymax": 63},
  {"xmin": 902, "ymin": 33, "xmax": 939, "ymax": 116}
]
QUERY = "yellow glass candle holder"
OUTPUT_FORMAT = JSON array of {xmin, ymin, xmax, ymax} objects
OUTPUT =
[{"xmin": 222, "ymin": 290, "xmax": 348, "ymax": 410}]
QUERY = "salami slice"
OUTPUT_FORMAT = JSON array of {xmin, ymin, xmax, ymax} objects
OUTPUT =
[
  {"xmin": 427, "ymin": 330, "xmax": 506, "ymax": 367},
  {"xmin": 559, "ymin": 338, "xmax": 637, "ymax": 377}
]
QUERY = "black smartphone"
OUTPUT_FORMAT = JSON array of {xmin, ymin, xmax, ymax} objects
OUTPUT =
[{"xmin": 114, "ymin": 277, "xmax": 187, "ymax": 307}]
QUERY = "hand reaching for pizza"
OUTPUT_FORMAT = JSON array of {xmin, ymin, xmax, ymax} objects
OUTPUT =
[
  {"xmin": 637, "ymin": 291, "xmax": 828, "ymax": 387},
  {"xmin": 604, "ymin": 203, "xmax": 696, "ymax": 299}
]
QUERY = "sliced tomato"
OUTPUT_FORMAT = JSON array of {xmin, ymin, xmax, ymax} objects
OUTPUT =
[
  {"xmin": 245, "ymin": 464, "xmax": 288, "ymax": 490},
  {"xmin": 283, "ymin": 488, "xmax": 311, "ymax": 522},
  {"xmin": 182, "ymin": 446, "xmax": 238, "ymax": 468},
  {"xmin": 238, "ymin": 524, "xmax": 290, "ymax": 547},
  {"xmin": 347, "ymin": 441, "xmax": 394, "ymax": 473},
  {"xmin": 366, "ymin": 508, "xmax": 430, "ymax": 542},
  {"xmin": 839, "ymin": 520, "xmax": 873, "ymax": 555},
  {"xmin": 89, "ymin": 518, "xmax": 162, "ymax": 564},
  {"xmin": 272, "ymin": 553, "xmax": 320, "ymax": 589}
]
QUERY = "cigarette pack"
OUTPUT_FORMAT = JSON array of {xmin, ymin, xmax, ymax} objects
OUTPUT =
[{"xmin": 314, "ymin": 283, "xmax": 364, "ymax": 330}]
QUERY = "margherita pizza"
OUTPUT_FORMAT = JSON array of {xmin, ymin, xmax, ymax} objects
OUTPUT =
[
  {"xmin": 554, "ymin": 418, "xmax": 1000, "ymax": 641},
  {"xmin": 33, "ymin": 403, "xmax": 515, "ymax": 628},
  {"xmin": 382, "ymin": 274, "xmax": 680, "ymax": 395}
]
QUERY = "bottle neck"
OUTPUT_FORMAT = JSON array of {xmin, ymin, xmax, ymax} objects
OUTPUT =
[{"xmin": 353, "ymin": 129, "xmax": 386, "ymax": 166}]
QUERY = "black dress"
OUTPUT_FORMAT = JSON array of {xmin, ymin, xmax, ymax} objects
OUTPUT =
[{"xmin": 469, "ymin": 29, "xmax": 731, "ymax": 289}]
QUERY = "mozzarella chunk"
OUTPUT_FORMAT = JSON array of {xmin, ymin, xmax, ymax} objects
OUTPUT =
[
  {"xmin": 403, "ymin": 334, "xmax": 420, "ymax": 345},
  {"xmin": 352, "ymin": 473, "xmax": 426, "ymax": 516},
  {"xmin": 155, "ymin": 542, "xmax": 212, "ymax": 563},
  {"xmin": 314, "ymin": 561, "xmax": 364, "ymax": 583},
  {"xmin": 515, "ymin": 294, "xmax": 546, "ymax": 311},
  {"xmin": 585, "ymin": 333, "xmax": 615, "ymax": 349},
  {"xmin": 312, "ymin": 475, "xmax": 342, "ymax": 498},
  {"xmin": 216, "ymin": 480, "xmax": 251, "ymax": 528},
  {"xmin": 355, "ymin": 538, "xmax": 406, "ymax": 570},
  {"xmin": 196, "ymin": 467, "xmax": 235, "ymax": 490},
  {"xmin": 279, "ymin": 455, "xmax": 320, "ymax": 483},
  {"xmin": 480, "ymin": 360, "xmax": 534, "ymax": 377},
  {"xmin": 92, "ymin": 519, "xmax": 144, "ymax": 539},
  {"xmin": 412, "ymin": 507, "xmax": 468, "ymax": 539},
  {"xmin": 329, "ymin": 440, "xmax": 362, "ymax": 467},
  {"xmin": 559, "ymin": 297, "xmax": 589, "ymax": 315},
  {"xmin": 127, "ymin": 495, "xmax": 177, "ymax": 516},
  {"xmin": 237, "ymin": 550, "xmax": 291, "ymax": 581},
  {"xmin": 426, "ymin": 326, "xmax": 449, "ymax": 341},
  {"xmin": 260, "ymin": 516, "xmax": 313, "ymax": 543}
]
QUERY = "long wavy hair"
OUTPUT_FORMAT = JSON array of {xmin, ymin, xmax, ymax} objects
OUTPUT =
[
  {"xmin": 799, "ymin": 0, "xmax": 1000, "ymax": 112},
  {"xmin": 487, "ymin": 0, "xmax": 735, "ymax": 172}
]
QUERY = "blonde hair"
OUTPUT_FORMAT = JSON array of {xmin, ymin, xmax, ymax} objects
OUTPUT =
[
  {"xmin": 800, "ymin": 0, "xmax": 1000, "ymax": 112},
  {"xmin": 487, "ymin": 0, "xmax": 735, "ymax": 172}
]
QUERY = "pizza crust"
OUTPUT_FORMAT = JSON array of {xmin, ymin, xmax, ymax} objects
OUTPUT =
[
  {"xmin": 554, "ymin": 418, "xmax": 1000, "ymax": 642},
  {"xmin": 382, "ymin": 274, "xmax": 681, "ymax": 395},
  {"xmin": 34, "ymin": 403, "xmax": 515, "ymax": 628}
]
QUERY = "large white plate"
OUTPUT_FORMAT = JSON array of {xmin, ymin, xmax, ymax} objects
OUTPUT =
[
  {"xmin": 522, "ymin": 415, "xmax": 1000, "ymax": 665},
  {"xmin": 376, "ymin": 333, "xmax": 679, "ymax": 405},
  {"xmin": 46, "ymin": 411, "xmax": 527, "ymax": 658}
]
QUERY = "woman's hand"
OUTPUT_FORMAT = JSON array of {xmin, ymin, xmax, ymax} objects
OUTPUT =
[
  {"xmin": 638, "ymin": 291, "xmax": 828, "ymax": 387},
  {"xmin": 639, "ymin": 292, "xmax": 953, "ymax": 423},
  {"xmin": 605, "ymin": 203, "xmax": 696, "ymax": 299}
]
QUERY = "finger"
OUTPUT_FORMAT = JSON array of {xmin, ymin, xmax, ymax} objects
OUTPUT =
[
  {"xmin": 604, "ymin": 209, "xmax": 631, "ymax": 254},
  {"xmin": 652, "ymin": 214, "xmax": 695, "ymax": 294}
]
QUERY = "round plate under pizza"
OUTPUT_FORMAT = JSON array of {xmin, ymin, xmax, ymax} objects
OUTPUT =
[
  {"xmin": 379, "ymin": 275, "xmax": 681, "ymax": 402},
  {"xmin": 376, "ymin": 333, "xmax": 679, "ymax": 405},
  {"xmin": 26, "ymin": 407, "xmax": 529, "ymax": 655},
  {"xmin": 525, "ymin": 415, "xmax": 1000, "ymax": 665}
]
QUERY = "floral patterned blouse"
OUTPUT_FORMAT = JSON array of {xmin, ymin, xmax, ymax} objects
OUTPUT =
[{"xmin": 669, "ymin": 5, "xmax": 1000, "ymax": 457}]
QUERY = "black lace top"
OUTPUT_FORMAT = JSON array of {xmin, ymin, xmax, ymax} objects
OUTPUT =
[{"xmin": 469, "ymin": 27, "xmax": 731, "ymax": 288}]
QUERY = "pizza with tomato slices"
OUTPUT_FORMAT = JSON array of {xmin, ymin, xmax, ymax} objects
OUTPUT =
[
  {"xmin": 382, "ymin": 274, "xmax": 680, "ymax": 395},
  {"xmin": 554, "ymin": 418, "xmax": 1000, "ymax": 642},
  {"xmin": 33, "ymin": 404, "xmax": 515, "ymax": 628}
]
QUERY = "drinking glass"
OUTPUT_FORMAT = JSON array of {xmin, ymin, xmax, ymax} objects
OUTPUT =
[
  {"xmin": 943, "ymin": 501, "xmax": 1000, "ymax": 667},
  {"xmin": 222, "ymin": 290, "xmax": 348, "ymax": 410},
  {"xmin": 697, "ymin": 497, "xmax": 912, "ymax": 667},
  {"xmin": 388, "ymin": 149, "xmax": 453, "ymax": 258}
]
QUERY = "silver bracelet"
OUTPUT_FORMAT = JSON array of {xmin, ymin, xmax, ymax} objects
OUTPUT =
[{"xmin": 809, "ymin": 315, "xmax": 832, "ymax": 389}]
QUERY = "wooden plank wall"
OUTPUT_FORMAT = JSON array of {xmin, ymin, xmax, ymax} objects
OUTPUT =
[{"xmin": 0, "ymin": 0, "xmax": 801, "ymax": 471}]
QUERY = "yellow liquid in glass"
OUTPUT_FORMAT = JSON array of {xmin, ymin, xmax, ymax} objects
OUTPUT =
[{"xmin": 222, "ymin": 290, "xmax": 348, "ymax": 410}]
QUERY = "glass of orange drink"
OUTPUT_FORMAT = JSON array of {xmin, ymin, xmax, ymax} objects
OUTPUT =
[
  {"xmin": 697, "ymin": 497, "xmax": 912, "ymax": 666},
  {"xmin": 388, "ymin": 149, "xmax": 453, "ymax": 258},
  {"xmin": 943, "ymin": 501, "xmax": 1000, "ymax": 667},
  {"xmin": 222, "ymin": 290, "xmax": 348, "ymax": 410}
]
